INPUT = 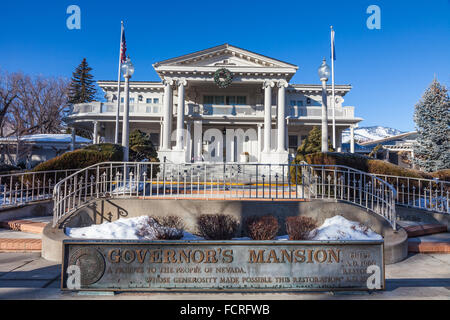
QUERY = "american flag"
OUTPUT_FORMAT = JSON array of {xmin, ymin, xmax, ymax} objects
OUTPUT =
[{"xmin": 120, "ymin": 27, "xmax": 127, "ymax": 64}]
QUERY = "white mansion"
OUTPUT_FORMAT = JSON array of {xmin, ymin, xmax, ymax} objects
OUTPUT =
[{"xmin": 67, "ymin": 44, "xmax": 362, "ymax": 164}]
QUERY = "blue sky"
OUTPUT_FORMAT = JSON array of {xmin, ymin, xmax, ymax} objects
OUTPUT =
[{"xmin": 1, "ymin": 0, "xmax": 449, "ymax": 131}]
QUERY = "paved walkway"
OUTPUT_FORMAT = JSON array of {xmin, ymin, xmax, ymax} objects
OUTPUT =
[{"xmin": 0, "ymin": 253, "xmax": 448, "ymax": 300}]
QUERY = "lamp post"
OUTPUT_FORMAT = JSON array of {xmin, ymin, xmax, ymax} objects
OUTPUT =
[
  {"xmin": 121, "ymin": 56, "xmax": 135, "ymax": 162},
  {"xmin": 318, "ymin": 58, "xmax": 331, "ymax": 153}
]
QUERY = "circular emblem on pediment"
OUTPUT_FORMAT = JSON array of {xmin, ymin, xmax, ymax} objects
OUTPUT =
[
  {"xmin": 69, "ymin": 247, "xmax": 105, "ymax": 286},
  {"xmin": 214, "ymin": 68, "xmax": 233, "ymax": 88}
]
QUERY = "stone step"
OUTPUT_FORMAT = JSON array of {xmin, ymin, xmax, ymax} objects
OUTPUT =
[
  {"xmin": 0, "ymin": 228, "xmax": 42, "ymax": 253},
  {"xmin": 0, "ymin": 218, "xmax": 48, "ymax": 253},
  {"xmin": 408, "ymin": 233, "xmax": 450, "ymax": 253},
  {"xmin": 0, "ymin": 238, "xmax": 42, "ymax": 252},
  {"xmin": 403, "ymin": 224, "xmax": 447, "ymax": 238},
  {"xmin": 0, "ymin": 219, "xmax": 48, "ymax": 234}
]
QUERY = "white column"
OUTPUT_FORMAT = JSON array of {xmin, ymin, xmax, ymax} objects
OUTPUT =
[
  {"xmin": 257, "ymin": 123, "xmax": 262, "ymax": 162},
  {"xmin": 350, "ymin": 125, "xmax": 355, "ymax": 154},
  {"xmin": 337, "ymin": 129, "xmax": 342, "ymax": 152},
  {"xmin": 70, "ymin": 129, "xmax": 76, "ymax": 151},
  {"xmin": 93, "ymin": 121, "xmax": 99, "ymax": 145},
  {"xmin": 121, "ymin": 76, "xmax": 131, "ymax": 161},
  {"xmin": 321, "ymin": 79, "xmax": 329, "ymax": 153},
  {"xmin": 186, "ymin": 122, "xmax": 192, "ymax": 162},
  {"xmin": 277, "ymin": 80, "xmax": 288, "ymax": 153},
  {"xmin": 176, "ymin": 79, "xmax": 187, "ymax": 150},
  {"xmin": 159, "ymin": 121, "xmax": 163, "ymax": 150},
  {"xmin": 193, "ymin": 121, "xmax": 202, "ymax": 162},
  {"xmin": 162, "ymin": 78, "xmax": 173, "ymax": 151},
  {"xmin": 263, "ymin": 80, "xmax": 274, "ymax": 153}
]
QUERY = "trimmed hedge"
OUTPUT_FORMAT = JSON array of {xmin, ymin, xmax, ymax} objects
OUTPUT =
[
  {"xmin": 32, "ymin": 143, "xmax": 124, "ymax": 173},
  {"xmin": 430, "ymin": 169, "xmax": 450, "ymax": 182},
  {"xmin": 296, "ymin": 152, "xmax": 429, "ymax": 179}
]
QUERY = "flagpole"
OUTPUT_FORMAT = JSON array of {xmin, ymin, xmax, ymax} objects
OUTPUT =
[
  {"xmin": 115, "ymin": 21, "xmax": 124, "ymax": 145},
  {"xmin": 331, "ymin": 26, "xmax": 336, "ymax": 150}
]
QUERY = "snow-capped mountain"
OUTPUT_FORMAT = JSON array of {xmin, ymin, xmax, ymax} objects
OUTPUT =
[{"xmin": 342, "ymin": 126, "xmax": 404, "ymax": 144}]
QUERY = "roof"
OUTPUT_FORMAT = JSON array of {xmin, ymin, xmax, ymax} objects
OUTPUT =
[
  {"xmin": 153, "ymin": 43, "xmax": 299, "ymax": 69},
  {"xmin": 359, "ymin": 131, "xmax": 418, "ymax": 147}
]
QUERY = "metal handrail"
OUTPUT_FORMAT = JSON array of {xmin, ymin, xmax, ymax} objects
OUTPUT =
[
  {"xmin": 52, "ymin": 162, "xmax": 398, "ymax": 230},
  {"xmin": 372, "ymin": 173, "xmax": 449, "ymax": 213},
  {"xmin": 0, "ymin": 169, "xmax": 79, "ymax": 209}
]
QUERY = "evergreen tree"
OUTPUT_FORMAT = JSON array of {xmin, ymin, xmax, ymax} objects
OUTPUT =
[
  {"xmin": 129, "ymin": 130, "xmax": 158, "ymax": 162},
  {"xmin": 413, "ymin": 79, "xmax": 450, "ymax": 172},
  {"xmin": 294, "ymin": 126, "xmax": 334, "ymax": 162},
  {"xmin": 68, "ymin": 58, "xmax": 97, "ymax": 104}
]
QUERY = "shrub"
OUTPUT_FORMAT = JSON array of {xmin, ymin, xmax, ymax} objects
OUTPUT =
[
  {"xmin": 129, "ymin": 130, "xmax": 158, "ymax": 162},
  {"xmin": 285, "ymin": 216, "xmax": 318, "ymax": 240},
  {"xmin": 291, "ymin": 151, "xmax": 432, "ymax": 183},
  {"xmin": 430, "ymin": 169, "xmax": 450, "ymax": 182},
  {"xmin": 245, "ymin": 215, "xmax": 279, "ymax": 240},
  {"xmin": 197, "ymin": 214, "xmax": 239, "ymax": 240},
  {"xmin": 136, "ymin": 217, "xmax": 183, "ymax": 240},
  {"xmin": 295, "ymin": 126, "xmax": 334, "ymax": 162},
  {"xmin": 152, "ymin": 215, "xmax": 184, "ymax": 231},
  {"xmin": 26, "ymin": 143, "xmax": 123, "ymax": 183},
  {"xmin": 32, "ymin": 143, "xmax": 123, "ymax": 172}
]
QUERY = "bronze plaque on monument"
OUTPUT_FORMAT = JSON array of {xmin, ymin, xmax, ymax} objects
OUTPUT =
[{"xmin": 62, "ymin": 240, "xmax": 385, "ymax": 292}]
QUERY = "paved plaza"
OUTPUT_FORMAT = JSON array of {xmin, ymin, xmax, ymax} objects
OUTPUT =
[{"xmin": 0, "ymin": 252, "xmax": 448, "ymax": 300}]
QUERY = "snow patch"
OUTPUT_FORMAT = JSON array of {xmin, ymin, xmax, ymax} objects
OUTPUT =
[
  {"xmin": 311, "ymin": 215, "xmax": 382, "ymax": 241},
  {"xmin": 66, "ymin": 215, "xmax": 382, "ymax": 241}
]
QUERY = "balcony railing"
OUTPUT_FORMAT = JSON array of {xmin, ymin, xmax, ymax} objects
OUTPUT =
[
  {"xmin": 289, "ymin": 106, "xmax": 355, "ymax": 118},
  {"xmin": 69, "ymin": 102, "xmax": 355, "ymax": 119},
  {"xmin": 70, "ymin": 102, "xmax": 163, "ymax": 116}
]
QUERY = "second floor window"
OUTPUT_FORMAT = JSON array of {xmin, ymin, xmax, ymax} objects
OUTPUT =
[
  {"xmin": 204, "ymin": 95, "xmax": 247, "ymax": 105},
  {"xmin": 121, "ymin": 97, "xmax": 135, "ymax": 103}
]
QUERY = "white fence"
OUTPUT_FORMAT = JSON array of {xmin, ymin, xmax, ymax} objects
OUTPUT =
[
  {"xmin": 52, "ymin": 162, "xmax": 397, "ymax": 230},
  {"xmin": 373, "ymin": 174, "xmax": 449, "ymax": 214},
  {"xmin": 0, "ymin": 169, "xmax": 79, "ymax": 209}
]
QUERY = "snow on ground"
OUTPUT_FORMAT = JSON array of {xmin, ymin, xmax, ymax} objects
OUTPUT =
[
  {"xmin": 311, "ymin": 215, "xmax": 382, "ymax": 240},
  {"xmin": 66, "ymin": 215, "xmax": 382, "ymax": 241},
  {"xmin": 67, "ymin": 216, "xmax": 147, "ymax": 240}
]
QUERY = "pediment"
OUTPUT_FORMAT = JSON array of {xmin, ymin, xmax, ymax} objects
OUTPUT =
[{"xmin": 153, "ymin": 44, "xmax": 298, "ymax": 70}]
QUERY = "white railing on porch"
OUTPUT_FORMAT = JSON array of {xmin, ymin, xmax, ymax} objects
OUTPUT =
[{"xmin": 52, "ymin": 162, "xmax": 397, "ymax": 230}]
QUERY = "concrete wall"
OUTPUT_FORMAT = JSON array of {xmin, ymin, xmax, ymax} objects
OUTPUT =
[
  {"xmin": 396, "ymin": 206, "xmax": 450, "ymax": 231},
  {"xmin": 0, "ymin": 201, "xmax": 53, "ymax": 222}
]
